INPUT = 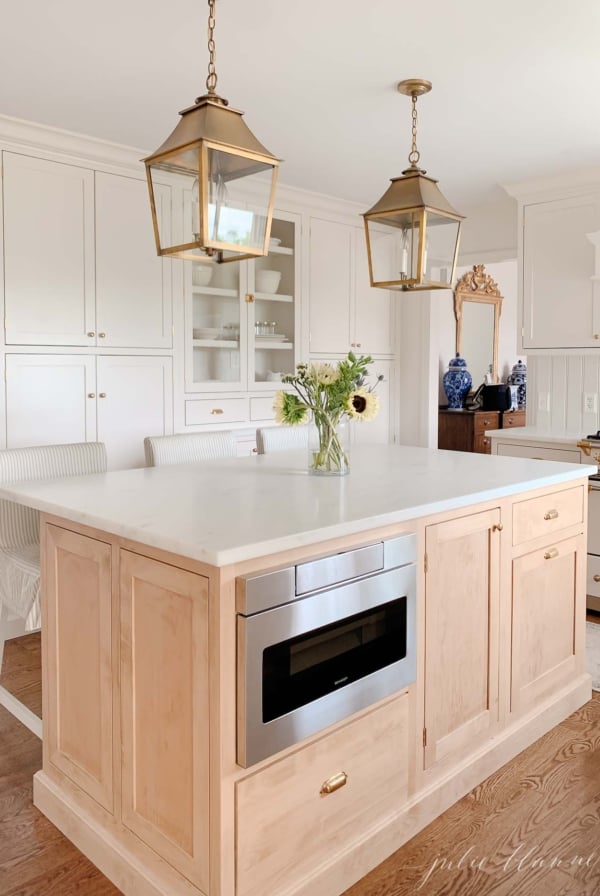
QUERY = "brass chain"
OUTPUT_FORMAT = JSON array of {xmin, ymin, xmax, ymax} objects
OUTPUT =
[
  {"xmin": 206, "ymin": 0, "xmax": 218, "ymax": 94},
  {"xmin": 408, "ymin": 94, "xmax": 420, "ymax": 166}
]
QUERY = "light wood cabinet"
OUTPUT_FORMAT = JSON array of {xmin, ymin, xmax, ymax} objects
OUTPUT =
[
  {"xmin": 120, "ymin": 550, "xmax": 209, "ymax": 891},
  {"xmin": 520, "ymin": 193, "xmax": 600, "ymax": 350},
  {"xmin": 44, "ymin": 524, "xmax": 115, "ymax": 814},
  {"xmin": 308, "ymin": 217, "xmax": 394, "ymax": 357},
  {"xmin": 236, "ymin": 694, "xmax": 409, "ymax": 896},
  {"xmin": 2, "ymin": 152, "xmax": 172, "ymax": 349},
  {"xmin": 423, "ymin": 508, "xmax": 501, "ymax": 770},
  {"xmin": 5, "ymin": 353, "xmax": 173, "ymax": 469}
]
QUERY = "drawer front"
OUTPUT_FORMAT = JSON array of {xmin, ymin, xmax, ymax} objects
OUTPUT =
[
  {"xmin": 513, "ymin": 485, "xmax": 584, "ymax": 546},
  {"xmin": 185, "ymin": 397, "xmax": 248, "ymax": 426},
  {"xmin": 235, "ymin": 695, "xmax": 409, "ymax": 896},
  {"xmin": 474, "ymin": 434, "xmax": 492, "ymax": 454},
  {"xmin": 587, "ymin": 554, "xmax": 600, "ymax": 597},
  {"xmin": 503, "ymin": 410, "xmax": 526, "ymax": 428},
  {"xmin": 474, "ymin": 412, "xmax": 500, "ymax": 435},
  {"xmin": 250, "ymin": 395, "xmax": 276, "ymax": 422},
  {"xmin": 497, "ymin": 443, "xmax": 582, "ymax": 463}
]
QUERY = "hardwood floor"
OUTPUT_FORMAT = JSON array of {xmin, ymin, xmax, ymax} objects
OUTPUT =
[
  {"xmin": 1, "ymin": 634, "xmax": 600, "ymax": 896},
  {"xmin": 0, "ymin": 632, "xmax": 42, "ymax": 716}
]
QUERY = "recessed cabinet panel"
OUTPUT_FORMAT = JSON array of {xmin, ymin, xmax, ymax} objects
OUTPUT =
[
  {"xmin": 95, "ymin": 172, "xmax": 172, "ymax": 348},
  {"xmin": 354, "ymin": 229, "xmax": 395, "ymax": 355},
  {"xmin": 523, "ymin": 196, "xmax": 600, "ymax": 349},
  {"xmin": 5, "ymin": 354, "xmax": 97, "ymax": 447},
  {"xmin": 309, "ymin": 218, "xmax": 352, "ymax": 355},
  {"xmin": 3, "ymin": 152, "xmax": 95, "ymax": 345}
]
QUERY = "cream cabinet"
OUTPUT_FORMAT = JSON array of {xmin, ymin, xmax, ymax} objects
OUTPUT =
[
  {"xmin": 423, "ymin": 507, "xmax": 501, "ymax": 771},
  {"xmin": 2, "ymin": 152, "xmax": 172, "ymax": 348},
  {"xmin": 308, "ymin": 217, "xmax": 395, "ymax": 357},
  {"xmin": 5, "ymin": 353, "xmax": 173, "ymax": 469},
  {"xmin": 520, "ymin": 193, "xmax": 600, "ymax": 349},
  {"xmin": 185, "ymin": 212, "xmax": 300, "ymax": 394}
]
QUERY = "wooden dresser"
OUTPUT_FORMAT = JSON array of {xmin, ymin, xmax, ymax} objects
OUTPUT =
[{"xmin": 438, "ymin": 408, "xmax": 526, "ymax": 454}]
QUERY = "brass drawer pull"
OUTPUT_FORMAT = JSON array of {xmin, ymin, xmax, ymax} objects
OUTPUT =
[
  {"xmin": 320, "ymin": 771, "xmax": 347, "ymax": 795},
  {"xmin": 594, "ymin": 575, "xmax": 600, "ymax": 583},
  {"xmin": 543, "ymin": 509, "xmax": 559, "ymax": 521},
  {"xmin": 544, "ymin": 548, "xmax": 559, "ymax": 560},
  {"xmin": 211, "ymin": 408, "xmax": 224, "ymax": 415},
  {"xmin": 492, "ymin": 523, "xmax": 503, "ymax": 532}
]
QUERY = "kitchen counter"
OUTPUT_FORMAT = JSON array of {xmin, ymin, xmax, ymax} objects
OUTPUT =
[
  {"xmin": 0, "ymin": 443, "xmax": 593, "ymax": 566},
  {"xmin": 484, "ymin": 425, "xmax": 586, "ymax": 447}
]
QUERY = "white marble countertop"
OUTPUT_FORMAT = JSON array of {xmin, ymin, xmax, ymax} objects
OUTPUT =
[
  {"xmin": 0, "ymin": 444, "xmax": 593, "ymax": 567},
  {"xmin": 484, "ymin": 426, "xmax": 586, "ymax": 446}
]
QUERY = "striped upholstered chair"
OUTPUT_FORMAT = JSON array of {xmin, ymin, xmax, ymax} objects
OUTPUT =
[
  {"xmin": 144, "ymin": 431, "xmax": 238, "ymax": 466},
  {"xmin": 255, "ymin": 425, "xmax": 314, "ymax": 454},
  {"xmin": 0, "ymin": 441, "xmax": 107, "ymax": 734}
]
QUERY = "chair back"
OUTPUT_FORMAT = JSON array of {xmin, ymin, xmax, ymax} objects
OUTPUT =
[
  {"xmin": 0, "ymin": 442, "xmax": 107, "ymax": 549},
  {"xmin": 144, "ymin": 432, "xmax": 238, "ymax": 467},
  {"xmin": 256, "ymin": 425, "xmax": 314, "ymax": 455}
]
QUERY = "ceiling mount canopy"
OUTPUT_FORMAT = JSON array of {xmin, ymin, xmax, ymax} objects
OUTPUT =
[
  {"xmin": 143, "ymin": 0, "xmax": 281, "ymax": 263},
  {"xmin": 363, "ymin": 78, "xmax": 464, "ymax": 292}
]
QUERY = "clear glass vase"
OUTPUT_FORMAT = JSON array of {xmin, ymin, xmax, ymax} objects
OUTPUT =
[{"xmin": 308, "ymin": 413, "xmax": 350, "ymax": 476}]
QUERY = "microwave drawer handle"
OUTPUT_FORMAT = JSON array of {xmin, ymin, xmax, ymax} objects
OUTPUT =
[{"xmin": 320, "ymin": 771, "xmax": 347, "ymax": 795}]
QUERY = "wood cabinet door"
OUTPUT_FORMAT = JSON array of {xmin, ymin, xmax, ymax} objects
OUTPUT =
[
  {"xmin": 96, "ymin": 355, "xmax": 173, "ymax": 470},
  {"xmin": 44, "ymin": 524, "xmax": 114, "ymax": 813},
  {"xmin": 523, "ymin": 195, "xmax": 600, "ymax": 349},
  {"xmin": 120, "ymin": 551, "xmax": 209, "ymax": 892},
  {"xmin": 511, "ymin": 533, "xmax": 585, "ymax": 714},
  {"xmin": 353, "ymin": 226, "xmax": 395, "ymax": 356},
  {"xmin": 5, "ymin": 353, "xmax": 97, "ymax": 448},
  {"xmin": 3, "ymin": 152, "xmax": 95, "ymax": 346},
  {"xmin": 308, "ymin": 217, "xmax": 352, "ymax": 354},
  {"xmin": 95, "ymin": 172, "xmax": 173, "ymax": 348},
  {"xmin": 424, "ymin": 508, "xmax": 501, "ymax": 770}
]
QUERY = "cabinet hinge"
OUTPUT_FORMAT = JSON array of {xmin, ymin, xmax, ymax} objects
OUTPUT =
[
  {"xmin": 424, "ymin": 552, "xmax": 428, "ymax": 574},
  {"xmin": 423, "ymin": 727, "xmax": 427, "ymax": 748}
]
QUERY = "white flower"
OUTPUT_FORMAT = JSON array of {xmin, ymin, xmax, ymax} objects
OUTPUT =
[
  {"xmin": 309, "ymin": 362, "xmax": 339, "ymax": 386},
  {"xmin": 273, "ymin": 391, "xmax": 286, "ymax": 424},
  {"xmin": 346, "ymin": 388, "xmax": 380, "ymax": 421}
]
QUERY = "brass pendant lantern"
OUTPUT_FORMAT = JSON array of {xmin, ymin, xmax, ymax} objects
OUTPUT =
[
  {"xmin": 363, "ymin": 79, "xmax": 464, "ymax": 291},
  {"xmin": 143, "ymin": 0, "xmax": 280, "ymax": 263}
]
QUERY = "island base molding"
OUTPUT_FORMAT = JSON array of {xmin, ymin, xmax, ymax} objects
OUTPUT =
[{"xmin": 33, "ymin": 674, "xmax": 591, "ymax": 896}]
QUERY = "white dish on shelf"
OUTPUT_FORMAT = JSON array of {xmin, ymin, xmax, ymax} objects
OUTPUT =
[
  {"xmin": 255, "ymin": 333, "xmax": 288, "ymax": 340},
  {"xmin": 256, "ymin": 270, "xmax": 282, "ymax": 294},
  {"xmin": 193, "ymin": 327, "xmax": 221, "ymax": 339},
  {"xmin": 269, "ymin": 237, "xmax": 282, "ymax": 248}
]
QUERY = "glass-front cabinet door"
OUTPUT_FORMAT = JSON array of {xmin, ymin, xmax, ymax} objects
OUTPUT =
[{"xmin": 185, "ymin": 211, "xmax": 300, "ymax": 393}]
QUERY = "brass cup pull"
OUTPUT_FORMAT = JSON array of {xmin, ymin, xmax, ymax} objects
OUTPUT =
[
  {"xmin": 492, "ymin": 523, "xmax": 503, "ymax": 532},
  {"xmin": 211, "ymin": 408, "xmax": 224, "ymax": 415},
  {"xmin": 320, "ymin": 771, "xmax": 347, "ymax": 795},
  {"xmin": 544, "ymin": 548, "xmax": 559, "ymax": 560},
  {"xmin": 544, "ymin": 509, "xmax": 559, "ymax": 521},
  {"xmin": 594, "ymin": 575, "xmax": 600, "ymax": 583}
]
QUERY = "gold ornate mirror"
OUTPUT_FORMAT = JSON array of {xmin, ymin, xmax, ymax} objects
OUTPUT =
[{"xmin": 454, "ymin": 264, "xmax": 503, "ymax": 387}]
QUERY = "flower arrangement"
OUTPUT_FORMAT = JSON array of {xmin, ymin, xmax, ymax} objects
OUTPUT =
[{"xmin": 273, "ymin": 352, "xmax": 383, "ymax": 474}]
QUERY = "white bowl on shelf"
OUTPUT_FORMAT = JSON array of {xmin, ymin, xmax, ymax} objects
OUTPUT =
[
  {"xmin": 192, "ymin": 266, "xmax": 213, "ymax": 287},
  {"xmin": 193, "ymin": 327, "xmax": 221, "ymax": 340},
  {"xmin": 256, "ymin": 269, "xmax": 282, "ymax": 294},
  {"xmin": 269, "ymin": 237, "xmax": 282, "ymax": 248}
]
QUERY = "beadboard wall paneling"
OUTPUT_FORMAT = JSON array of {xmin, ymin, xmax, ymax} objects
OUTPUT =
[{"xmin": 527, "ymin": 354, "xmax": 600, "ymax": 434}]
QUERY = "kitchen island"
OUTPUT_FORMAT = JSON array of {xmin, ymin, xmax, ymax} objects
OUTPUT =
[{"xmin": 0, "ymin": 444, "xmax": 594, "ymax": 896}]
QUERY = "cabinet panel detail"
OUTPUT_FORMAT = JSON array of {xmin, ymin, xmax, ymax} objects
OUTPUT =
[
  {"xmin": 45, "ymin": 525, "xmax": 114, "ymax": 812},
  {"xmin": 120, "ymin": 551, "xmax": 209, "ymax": 890}
]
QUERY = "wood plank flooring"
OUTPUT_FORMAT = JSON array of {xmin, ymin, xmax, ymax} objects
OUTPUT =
[{"xmin": 1, "ymin": 633, "xmax": 600, "ymax": 896}]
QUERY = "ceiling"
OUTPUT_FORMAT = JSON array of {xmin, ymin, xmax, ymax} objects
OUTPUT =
[{"xmin": 2, "ymin": 0, "xmax": 600, "ymax": 251}]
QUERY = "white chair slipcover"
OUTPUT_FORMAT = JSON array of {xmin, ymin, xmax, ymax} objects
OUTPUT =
[
  {"xmin": 144, "ymin": 431, "xmax": 238, "ymax": 467},
  {"xmin": 0, "ymin": 441, "xmax": 107, "ymax": 632},
  {"xmin": 255, "ymin": 425, "xmax": 314, "ymax": 455}
]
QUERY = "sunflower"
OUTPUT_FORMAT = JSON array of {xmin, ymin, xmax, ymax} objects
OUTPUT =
[
  {"xmin": 346, "ymin": 388, "xmax": 380, "ymax": 421},
  {"xmin": 309, "ymin": 362, "xmax": 339, "ymax": 385},
  {"xmin": 273, "ymin": 390, "xmax": 309, "ymax": 425}
]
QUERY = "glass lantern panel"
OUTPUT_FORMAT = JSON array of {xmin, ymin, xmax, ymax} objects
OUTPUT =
[
  {"xmin": 148, "ymin": 148, "xmax": 200, "ymax": 254},
  {"xmin": 424, "ymin": 214, "xmax": 461, "ymax": 286},
  {"xmin": 204, "ymin": 147, "xmax": 275, "ymax": 254},
  {"xmin": 366, "ymin": 211, "xmax": 423, "ymax": 287}
]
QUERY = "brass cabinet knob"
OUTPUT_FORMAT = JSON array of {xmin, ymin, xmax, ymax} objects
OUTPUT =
[
  {"xmin": 356, "ymin": 342, "xmax": 362, "ymax": 348},
  {"xmin": 595, "ymin": 334, "xmax": 600, "ymax": 340},
  {"xmin": 544, "ymin": 509, "xmax": 559, "ymax": 521},
  {"xmin": 483, "ymin": 419, "xmax": 491, "ymax": 425},
  {"xmin": 99, "ymin": 392, "xmax": 107, "ymax": 398},
  {"xmin": 594, "ymin": 574, "xmax": 600, "ymax": 583},
  {"xmin": 492, "ymin": 522, "xmax": 503, "ymax": 532},
  {"xmin": 87, "ymin": 331, "xmax": 95, "ymax": 337},
  {"xmin": 483, "ymin": 438, "xmax": 489, "ymax": 445},
  {"xmin": 320, "ymin": 771, "xmax": 347, "ymax": 795},
  {"xmin": 544, "ymin": 547, "xmax": 559, "ymax": 560},
  {"xmin": 87, "ymin": 393, "xmax": 96, "ymax": 398},
  {"xmin": 245, "ymin": 293, "xmax": 254, "ymax": 303},
  {"xmin": 98, "ymin": 332, "xmax": 106, "ymax": 338}
]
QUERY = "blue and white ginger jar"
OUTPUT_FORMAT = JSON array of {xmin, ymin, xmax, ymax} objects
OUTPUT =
[
  {"xmin": 443, "ymin": 353, "xmax": 472, "ymax": 410},
  {"xmin": 508, "ymin": 359, "xmax": 527, "ymax": 409}
]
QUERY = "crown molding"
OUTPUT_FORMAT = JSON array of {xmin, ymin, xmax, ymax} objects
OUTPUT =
[{"xmin": 503, "ymin": 167, "xmax": 600, "ymax": 203}]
